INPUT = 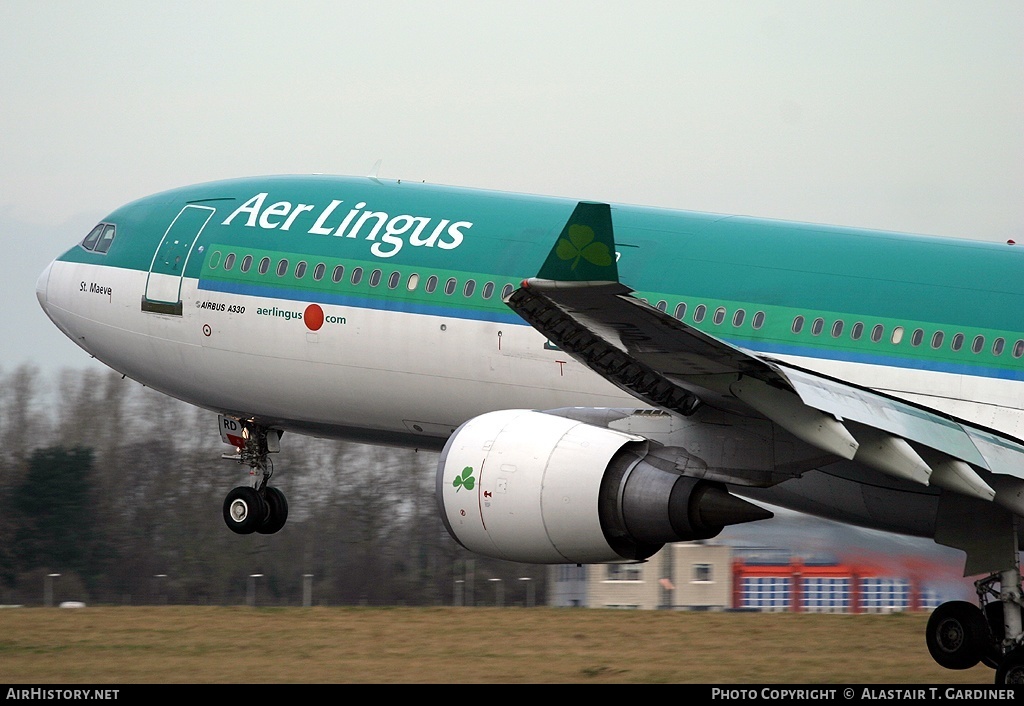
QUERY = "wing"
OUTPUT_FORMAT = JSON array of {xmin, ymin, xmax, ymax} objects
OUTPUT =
[{"xmin": 507, "ymin": 203, "xmax": 1024, "ymax": 552}]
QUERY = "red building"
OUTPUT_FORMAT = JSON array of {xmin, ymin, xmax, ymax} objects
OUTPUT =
[{"xmin": 732, "ymin": 557, "xmax": 936, "ymax": 613}]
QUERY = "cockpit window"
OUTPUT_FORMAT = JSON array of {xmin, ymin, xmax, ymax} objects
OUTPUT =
[
  {"xmin": 81, "ymin": 223, "xmax": 116, "ymax": 253},
  {"xmin": 94, "ymin": 224, "xmax": 116, "ymax": 253}
]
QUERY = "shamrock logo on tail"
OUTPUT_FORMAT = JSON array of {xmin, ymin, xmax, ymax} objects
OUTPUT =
[
  {"xmin": 453, "ymin": 466, "xmax": 475, "ymax": 492},
  {"xmin": 555, "ymin": 224, "xmax": 613, "ymax": 270}
]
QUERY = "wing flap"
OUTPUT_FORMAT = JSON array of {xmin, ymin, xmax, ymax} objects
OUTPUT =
[{"xmin": 507, "ymin": 200, "xmax": 1023, "ymax": 503}]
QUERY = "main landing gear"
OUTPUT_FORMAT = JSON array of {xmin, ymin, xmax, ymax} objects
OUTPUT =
[
  {"xmin": 926, "ymin": 569, "xmax": 1024, "ymax": 683},
  {"xmin": 219, "ymin": 417, "xmax": 288, "ymax": 535}
]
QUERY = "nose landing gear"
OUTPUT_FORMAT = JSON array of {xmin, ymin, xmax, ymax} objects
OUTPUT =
[{"xmin": 219, "ymin": 417, "xmax": 288, "ymax": 535}]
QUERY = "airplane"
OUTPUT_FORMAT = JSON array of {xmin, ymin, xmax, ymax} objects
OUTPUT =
[{"xmin": 35, "ymin": 173, "xmax": 1024, "ymax": 682}]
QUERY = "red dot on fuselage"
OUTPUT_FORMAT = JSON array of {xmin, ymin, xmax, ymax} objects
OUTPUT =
[{"xmin": 304, "ymin": 304, "xmax": 324, "ymax": 331}]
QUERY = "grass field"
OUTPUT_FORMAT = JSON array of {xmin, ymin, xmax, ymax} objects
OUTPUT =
[{"xmin": 0, "ymin": 606, "xmax": 995, "ymax": 684}]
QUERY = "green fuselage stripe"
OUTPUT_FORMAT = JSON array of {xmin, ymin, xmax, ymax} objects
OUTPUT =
[{"xmin": 56, "ymin": 175, "xmax": 1024, "ymax": 382}]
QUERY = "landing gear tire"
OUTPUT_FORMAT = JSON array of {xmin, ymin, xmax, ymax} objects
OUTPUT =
[
  {"xmin": 996, "ymin": 648, "xmax": 1024, "ymax": 684},
  {"xmin": 223, "ymin": 486, "xmax": 266, "ymax": 535},
  {"xmin": 926, "ymin": 600, "xmax": 987, "ymax": 670},
  {"xmin": 257, "ymin": 486, "xmax": 288, "ymax": 535}
]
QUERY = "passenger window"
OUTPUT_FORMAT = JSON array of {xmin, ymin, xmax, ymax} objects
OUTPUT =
[
  {"xmin": 224, "ymin": 253, "xmax": 236, "ymax": 271},
  {"xmin": 732, "ymin": 309, "xmax": 745, "ymax": 327},
  {"xmin": 891, "ymin": 326, "xmax": 904, "ymax": 345},
  {"xmin": 407, "ymin": 273, "xmax": 420, "ymax": 291},
  {"xmin": 482, "ymin": 282, "xmax": 495, "ymax": 299},
  {"xmin": 294, "ymin": 261, "xmax": 307, "ymax": 279},
  {"xmin": 972, "ymin": 335, "xmax": 985, "ymax": 354},
  {"xmin": 751, "ymin": 311, "xmax": 765, "ymax": 330},
  {"xmin": 850, "ymin": 322, "xmax": 863, "ymax": 340},
  {"xmin": 674, "ymin": 302, "xmax": 687, "ymax": 320},
  {"xmin": 426, "ymin": 275, "xmax": 438, "ymax": 294},
  {"xmin": 871, "ymin": 324, "xmax": 884, "ymax": 343},
  {"xmin": 388, "ymin": 271, "xmax": 401, "ymax": 289},
  {"xmin": 332, "ymin": 265, "xmax": 345, "ymax": 283},
  {"xmin": 350, "ymin": 267, "xmax": 363, "ymax": 285},
  {"xmin": 369, "ymin": 269, "xmax": 382, "ymax": 287},
  {"xmin": 693, "ymin": 305, "xmax": 706, "ymax": 323},
  {"xmin": 713, "ymin": 307, "xmax": 726, "ymax": 325},
  {"xmin": 240, "ymin": 255, "xmax": 253, "ymax": 273},
  {"xmin": 951, "ymin": 333, "xmax": 964, "ymax": 352},
  {"xmin": 831, "ymin": 320, "xmax": 844, "ymax": 338},
  {"xmin": 463, "ymin": 279, "xmax": 476, "ymax": 297},
  {"xmin": 792, "ymin": 316, "xmax": 805, "ymax": 334},
  {"xmin": 931, "ymin": 331, "xmax": 944, "ymax": 349},
  {"xmin": 313, "ymin": 263, "xmax": 326, "ymax": 281},
  {"xmin": 501, "ymin": 284, "xmax": 515, "ymax": 300},
  {"xmin": 258, "ymin": 257, "xmax": 270, "ymax": 275},
  {"xmin": 993, "ymin": 338, "xmax": 1005, "ymax": 356},
  {"xmin": 1015, "ymin": 340, "xmax": 1024, "ymax": 358},
  {"xmin": 911, "ymin": 329, "xmax": 923, "ymax": 346},
  {"xmin": 656, "ymin": 300, "xmax": 667, "ymax": 313},
  {"xmin": 276, "ymin": 259, "xmax": 289, "ymax": 277},
  {"xmin": 444, "ymin": 278, "xmax": 457, "ymax": 295},
  {"xmin": 811, "ymin": 318, "xmax": 824, "ymax": 336}
]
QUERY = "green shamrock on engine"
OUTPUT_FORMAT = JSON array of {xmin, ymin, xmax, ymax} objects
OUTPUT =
[{"xmin": 453, "ymin": 466, "xmax": 475, "ymax": 492}]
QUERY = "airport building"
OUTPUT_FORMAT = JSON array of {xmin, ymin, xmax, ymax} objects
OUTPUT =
[{"xmin": 548, "ymin": 542, "xmax": 946, "ymax": 613}]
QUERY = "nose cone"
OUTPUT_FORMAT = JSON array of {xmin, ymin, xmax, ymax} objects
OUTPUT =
[{"xmin": 36, "ymin": 260, "xmax": 52, "ymax": 310}]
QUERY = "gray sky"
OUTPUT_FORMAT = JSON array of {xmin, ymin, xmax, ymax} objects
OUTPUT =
[{"xmin": 3, "ymin": 0, "xmax": 1022, "ymax": 374}]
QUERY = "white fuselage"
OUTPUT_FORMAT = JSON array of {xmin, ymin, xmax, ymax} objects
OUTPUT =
[{"xmin": 40, "ymin": 258, "xmax": 1024, "ymax": 448}]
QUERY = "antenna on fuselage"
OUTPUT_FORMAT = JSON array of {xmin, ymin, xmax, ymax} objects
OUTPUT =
[{"xmin": 368, "ymin": 159, "xmax": 383, "ymax": 184}]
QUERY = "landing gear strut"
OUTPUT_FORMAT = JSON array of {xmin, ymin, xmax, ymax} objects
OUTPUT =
[{"xmin": 220, "ymin": 417, "xmax": 288, "ymax": 535}]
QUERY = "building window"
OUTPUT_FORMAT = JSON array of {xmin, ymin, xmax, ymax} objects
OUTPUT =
[
  {"xmin": 606, "ymin": 564, "xmax": 642, "ymax": 581},
  {"xmin": 741, "ymin": 576, "xmax": 791, "ymax": 612},
  {"xmin": 860, "ymin": 577, "xmax": 910, "ymax": 613},
  {"xmin": 801, "ymin": 577, "xmax": 851, "ymax": 614},
  {"xmin": 692, "ymin": 563, "xmax": 713, "ymax": 582}
]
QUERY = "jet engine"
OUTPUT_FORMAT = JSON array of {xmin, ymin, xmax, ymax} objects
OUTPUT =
[{"xmin": 436, "ymin": 409, "xmax": 772, "ymax": 563}]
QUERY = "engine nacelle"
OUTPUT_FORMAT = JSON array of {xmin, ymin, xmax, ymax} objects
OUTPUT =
[{"xmin": 436, "ymin": 409, "xmax": 772, "ymax": 564}]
